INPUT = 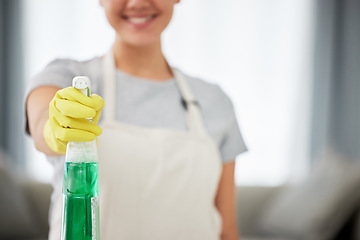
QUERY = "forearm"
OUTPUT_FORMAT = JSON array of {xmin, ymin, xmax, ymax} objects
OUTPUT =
[
  {"xmin": 219, "ymin": 204, "xmax": 239, "ymax": 240},
  {"xmin": 27, "ymin": 86, "xmax": 62, "ymax": 156},
  {"xmin": 220, "ymin": 226, "xmax": 239, "ymax": 240},
  {"xmin": 216, "ymin": 161, "xmax": 239, "ymax": 240}
]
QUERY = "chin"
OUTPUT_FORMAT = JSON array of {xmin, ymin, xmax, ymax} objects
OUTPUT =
[{"xmin": 122, "ymin": 34, "xmax": 161, "ymax": 47}]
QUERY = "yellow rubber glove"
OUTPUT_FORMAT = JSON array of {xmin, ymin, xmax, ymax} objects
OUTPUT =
[{"xmin": 44, "ymin": 87, "xmax": 105, "ymax": 154}]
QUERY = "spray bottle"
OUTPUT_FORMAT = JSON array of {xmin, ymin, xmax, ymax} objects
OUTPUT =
[{"xmin": 61, "ymin": 76, "xmax": 100, "ymax": 240}]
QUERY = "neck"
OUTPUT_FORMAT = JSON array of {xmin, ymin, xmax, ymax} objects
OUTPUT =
[{"xmin": 112, "ymin": 37, "xmax": 173, "ymax": 80}]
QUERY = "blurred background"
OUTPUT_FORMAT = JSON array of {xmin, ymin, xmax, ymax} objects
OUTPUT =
[{"xmin": 0, "ymin": 0, "xmax": 360, "ymax": 240}]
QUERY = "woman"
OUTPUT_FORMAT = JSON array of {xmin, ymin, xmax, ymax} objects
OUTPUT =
[{"xmin": 26, "ymin": 0, "xmax": 247, "ymax": 239}]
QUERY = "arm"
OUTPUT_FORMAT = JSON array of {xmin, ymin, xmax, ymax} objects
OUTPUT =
[
  {"xmin": 215, "ymin": 160, "xmax": 240, "ymax": 240},
  {"xmin": 27, "ymin": 86, "xmax": 61, "ymax": 156}
]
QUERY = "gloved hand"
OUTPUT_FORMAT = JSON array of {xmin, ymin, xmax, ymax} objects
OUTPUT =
[{"xmin": 44, "ymin": 87, "xmax": 105, "ymax": 154}]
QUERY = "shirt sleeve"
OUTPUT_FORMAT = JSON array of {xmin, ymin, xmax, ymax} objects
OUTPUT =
[
  {"xmin": 24, "ymin": 59, "xmax": 83, "ymax": 135},
  {"xmin": 217, "ymin": 87, "xmax": 247, "ymax": 163}
]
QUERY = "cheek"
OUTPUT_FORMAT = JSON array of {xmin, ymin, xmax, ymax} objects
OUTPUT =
[
  {"xmin": 103, "ymin": 0, "xmax": 125, "ymax": 17},
  {"xmin": 103, "ymin": 1, "xmax": 126, "ymax": 29},
  {"xmin": 108, "ymin": 0, "xmax": 124, "ymax": 13},
  {"xmin": 156, "ymin": 0, "xmax": 175, "ymax": 28}
]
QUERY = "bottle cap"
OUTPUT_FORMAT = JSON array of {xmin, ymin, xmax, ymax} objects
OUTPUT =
[{"xmin": 72, "ymin": 76, "xmax": 91, "ymax": 96}]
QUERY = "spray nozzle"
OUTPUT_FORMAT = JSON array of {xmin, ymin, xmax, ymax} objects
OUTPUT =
[{"xmin": 72, "ymin": 76, "xmax": 91, "ymax": 97}]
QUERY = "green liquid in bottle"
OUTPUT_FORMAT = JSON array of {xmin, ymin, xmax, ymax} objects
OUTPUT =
[{"xmin": 62, "ymin": 162, "xmax": 100, "ymax": 240}]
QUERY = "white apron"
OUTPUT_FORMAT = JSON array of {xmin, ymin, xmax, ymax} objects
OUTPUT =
[{"xmin": 50, "ymin": 49, "xmax": 223, "ymax": 240}]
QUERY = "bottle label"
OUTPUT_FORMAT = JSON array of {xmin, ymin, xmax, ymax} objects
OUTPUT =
[{"xmin": 91, "ymin": 196, "xmax": 100, "ymax": 240}]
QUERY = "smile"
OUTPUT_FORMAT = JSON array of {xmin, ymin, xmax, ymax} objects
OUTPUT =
[
  {"xmin": 127, "ymin": 16, "xmax": 154, "ymax": 24},
  {"xmin": 122, "ymin": 14, "xmax": 157, "ymax": 28}
]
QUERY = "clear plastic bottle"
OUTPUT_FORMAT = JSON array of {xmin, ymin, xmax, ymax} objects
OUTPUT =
[{"xmin": 61, "ymin": 76, "xmax": 100, "ymax": 240}]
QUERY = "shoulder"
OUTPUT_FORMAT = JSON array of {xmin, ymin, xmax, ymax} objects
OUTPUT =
[
  {"xmin": 178, "ymin": 70, "xmax": 234, "ymax": 114},
  {"xmin": 40, "ymin": 56, "xmax": 101, "ymax": 76},
  {"xmin": 177, "ymin": 70, "xmax": 247, "ymax": 162},
  {"xmin": 29, "ymin": 56, "xmax": 102, "ymax": 90}
]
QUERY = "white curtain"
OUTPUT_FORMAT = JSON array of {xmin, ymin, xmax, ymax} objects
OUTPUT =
[{"xmin": 23, "ymin": 0, "xmax": 314, "ymax": 185}]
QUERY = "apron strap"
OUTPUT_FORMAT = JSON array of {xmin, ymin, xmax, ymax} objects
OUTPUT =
[
  {"xmin": 102, "ymin": 49, "xmax": 207, "ymax": 136},
  {"xmin": 102, "ymin": 48, "xmax": 116, "ymax": 124},
  {"xmin": 172, "ymin": 69, "xmax": 207, "ymax": 136}
]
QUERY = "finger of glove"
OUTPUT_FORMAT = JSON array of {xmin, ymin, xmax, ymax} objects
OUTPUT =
[
  {"xmin": 90, "ymin": 94, "xmax": 105, "ymax": 112},
  {"xmin": 93, "ymin": 110, "xmax": 102, "ymax": 125},
  {"xmin": 55, "ymin": 114, "xmax": 102, "ymax": 136},
  {"xmin": 55, "ymin": 98, "xmax": 96, "ymax": 119},
  {"xmin": 50, "ymin": 101, "xmax": 101, "ymax": 136},
  {"xmin": 53, "ymin": 123, "xmax": 97, "ymax": 142},
  {"xmin": 57, "ymin": 87, "xmax": 96, "ymax": 108}
]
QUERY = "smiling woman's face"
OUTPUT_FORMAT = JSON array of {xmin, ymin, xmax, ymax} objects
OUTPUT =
[{"xmin": 101, "ymin": 0, "xmax": 179, "ymax": 47}]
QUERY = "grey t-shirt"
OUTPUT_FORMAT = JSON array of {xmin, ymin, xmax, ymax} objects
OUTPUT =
[
  {"xmin": 26, "ymin": 57, "xmax": 247, "ymax": 163},
  {"xmin": 26, "ymin": 57, "xmax": 248, "ymax": 213}
]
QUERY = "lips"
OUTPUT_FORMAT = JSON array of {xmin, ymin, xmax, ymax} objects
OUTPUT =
[
  {"xmin": 127, "ymin": 15, "xmax": 154, "ymax": 24},
  {"xmin": 122, "ymin": 13, "xmax": 157, "ymax": 28}
]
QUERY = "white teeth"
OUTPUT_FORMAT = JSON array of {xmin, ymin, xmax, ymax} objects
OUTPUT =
[{"xmin": 128, "ymin": 16, "xmax": 152, "ymax": 24}]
